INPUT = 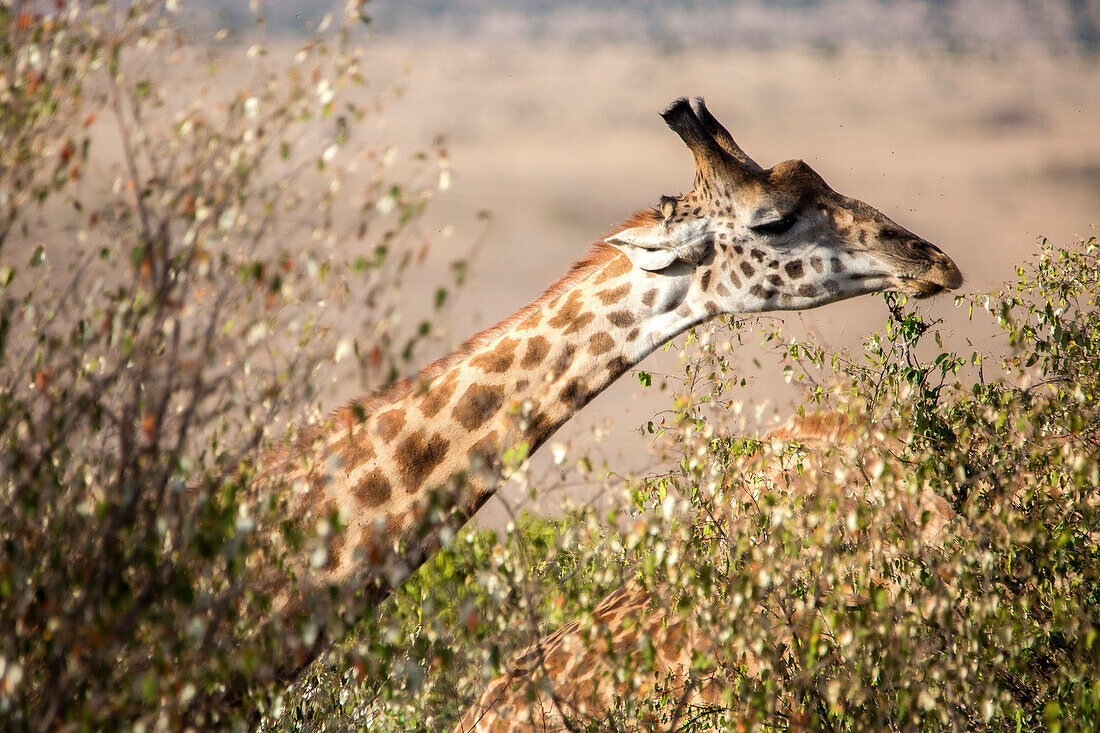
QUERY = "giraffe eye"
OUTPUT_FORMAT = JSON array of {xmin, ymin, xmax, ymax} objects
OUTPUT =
[{"xmin": 750, "ymin": 214, "xmax": 798, "ymax": 236}]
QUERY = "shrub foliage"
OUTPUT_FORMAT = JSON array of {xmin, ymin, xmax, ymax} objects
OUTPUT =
[{"xmin": 1, "ymin": 1, "xmax": 460, "ymax": 727}]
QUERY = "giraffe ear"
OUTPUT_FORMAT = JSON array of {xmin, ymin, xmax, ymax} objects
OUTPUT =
[{"xmin": 604, "ymin": 218, "xmax": 713, "ymax": 272}]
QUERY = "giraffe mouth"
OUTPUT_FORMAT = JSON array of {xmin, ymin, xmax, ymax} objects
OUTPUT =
[{"xmin": 893, "ymin": 276, "xmax": 950, "ymax": 299}]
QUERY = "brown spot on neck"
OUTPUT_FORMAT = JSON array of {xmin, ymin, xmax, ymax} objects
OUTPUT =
[
  {"xmin": 607, "ymin": 355, "xmax": 630, "ymax": 376},
  {"xmin": 588, "ymin": 331, "xmax": 615, "ymax": 356},
  {"xmin": 337, "ymin": 431, "xmax": 375, "ymax": 470},
  {"xmin": 607, "ymin": 310, "xmax": 635, "ymax": 328},
  {"xmin": 547, "ymin": 291, "xmax": 584, "ymax": 330},
  {"xmin": 562, "ymin": 311, "xmax": 595, "ymax": 335},
  {"xmin": 355, "ymin": 470, "xmax": 392, "ymax": 507},
  {"xmin": 453, "ymin": 383, "xmax": 506, "ymax": 431},
  {"xmin": 593, "ymin": 253, "xmax": 632, "ymax": 285},
  {"xmin": 596, "ymin": 283, "xmax": 630, "ymax": 305},
  {"xmin": 470, "ymin": 337, "xmax": 518, "ymax": 373},
  {"xmin": 377, "ymin": 408, "xmax": 405, "ymax": 442},
  {"xmin": 418, "ymin": 372, "xmax": 458, "ymax": 418},
  {"xmin": 470, "ymin": 430, "xmax": 501, "ymax": 472},
  {"xmin": 551, "ymin": 344, "xmax": 577, "ymax": 379},
  {"xmin": 394, "ymin": 430, "xmax": 449, "ymax": 492},
  {"xmin": 520, "ymin": 336, "xmax": 550, "ymax": 369},
  {"xmin": 322, "ymin": 503, "xmax": 346, "ymax": 572}
]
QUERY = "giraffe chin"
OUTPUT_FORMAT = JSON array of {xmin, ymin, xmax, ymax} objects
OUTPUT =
[{"xmin": 893, "ymin": 276, "xmax": 949, "ymax": 299}]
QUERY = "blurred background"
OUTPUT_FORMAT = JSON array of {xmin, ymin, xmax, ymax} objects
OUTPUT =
[{"xmin": 182, "ymin": 1, "xmax": 1100, "ymax": 520}]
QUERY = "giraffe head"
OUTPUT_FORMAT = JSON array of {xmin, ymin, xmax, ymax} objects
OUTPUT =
[{"xmin": 605, "ymin": 98, "xmax": 962, "ymax": 313}]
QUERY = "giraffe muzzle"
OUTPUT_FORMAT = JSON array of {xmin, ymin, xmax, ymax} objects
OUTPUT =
[
  {"xmin": 889, "ymin": 241, "xmax": 964, "ymax": 298},
  {"xmin": 893, "ymin": 260, "xmax": 964, "ymax": 298}
]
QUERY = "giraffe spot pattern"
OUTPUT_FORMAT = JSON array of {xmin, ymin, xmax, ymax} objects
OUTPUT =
[
  {"xmin": 337, "ymin": 432, "xmax": 375, "ymax": 469},
  {"xmin": 596, "ymin": 283, "xmax": 631, "ymax": 305},
  {"xmin": 626, "ymin": 327, "xmax": 640, "ymax": 341},
  {"xmin": 593, "ymin": 254, "xmax": 631, "ymax": 284},
  {"xmin": 559, "ymin": 377, "xmax": 589, "ymax": 408},
  {"xmin": 293, "ymin": 471, "xmax": 327, "ymax": 521},
  {"xmin": 588, "ymin": 331, "xmax": 615, "ymax": 356},
  {"xmin": 716, "ymin": 282, "xmax": 730, "ymax": 297},
  {"xmin": 824, "ymin": 280, "xmax": 840, "ymax": 295},
  {"xmin": 750, "ymin": 284, "xmax": 771, "ymax": 299},
  {"xmin": 452, "ymin": 383, "xmax": 506, "ymax": 431},
  {"xmin": 321, "ymin": 500, "xmax": 345, "ymax": 572},
  {"xmin": 551, "ymin": 344, "xmax": 577, "ymax": 378},
  {"xmin": 521, "ymin": 336, "xmax": 550, "ymax": 369},
  {"xmin": 519, "ymin": 311, "xmax": 542, "ymax": 330},
  {"xmin": 607, "ymin": 310, "xmax": 635, "ymax": 328},
  {"xmin": 524, "ymin": 411, "xmax": 556, "ymax": 450},
  {"xmin": 751, "ymin": 249, "xmax": 766, "ymax": 262},
  {"xmin": 767, "ymin": 274, "xmax": 784, "ymax": 287},
  {"xmin": 798, "ymin": 284, "xmax": 818, "ymax": 297},
  {"xmin": 785, "ymin": 260, "xmax": 804, "ymax": 279},
  {"xmin": 377, "ymin": 408, "xmax": 405, "ymax": 442},
  {"xmin": 740, "ymin": 261, "xmax": 755, "ymax": 278},
  {"xmin": 395, "ymin": 430, "xmax": 449, "ymax": 491},
  {"xmin": 357, "ymin": 513, "xmax": 403, "ymax": 565},
  {"xmin": 810, "ymin": 255, "xmax": 824, "ymax": 273},
  {"xmin": 547, "ymin": 291, "xmax": 584, "ymax": 329},
  {"xmin": 607, "ymin": 355, "xmax": 630, "ymax": 375},
  {"xmin": 641, "ymin": 289, "xmax": 658, "ymax": 307},
  {"xmin": 562, "ymin": 311, "xmax": 595, "ymax": 335},
  {"xmin": 831, "ymin": 256, "xmax": 844, "ymax": 273},
  {"xmin": 700, "ymin": 270, "xmax": 712, "ymax": 291},
  {"xmin": 354, "ymin": 469, "xmax": 392, "ymax": 507},
  {"xmin": 418, "ymin": 373, "xmax": 457, "ymax": 418},
  {"xmin": 470, "ymin": 337, "xmax": 518, "ymax": 373},
  {"xmin": 469, "ymin": 430, "xmax": 500, "ymax": 471}
]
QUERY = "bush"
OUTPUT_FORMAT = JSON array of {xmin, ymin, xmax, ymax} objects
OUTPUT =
[{"xmin": 0, "ymin": 2, "xmax": 461, "ymax": 727}]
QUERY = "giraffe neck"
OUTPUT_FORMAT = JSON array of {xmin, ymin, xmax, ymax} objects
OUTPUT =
[{"xmin": 282, "ymin": 245, "xmax": 705, "ymax": 604}]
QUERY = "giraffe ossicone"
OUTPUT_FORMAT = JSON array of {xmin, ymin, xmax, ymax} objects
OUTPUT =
[{"xmin": 254, "ymin": 96, "xmax": 962, "ymax": 697}]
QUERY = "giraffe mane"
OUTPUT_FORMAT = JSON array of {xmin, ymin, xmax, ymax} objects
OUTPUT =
[{"xmin": 285, "ymin": 208, "xmax": 662, "ymax": 454}]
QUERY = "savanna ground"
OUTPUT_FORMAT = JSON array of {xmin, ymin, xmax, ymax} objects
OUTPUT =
[{"xmin": 4, "ymin": 2, "xmax": 1100, "ymax": 730}]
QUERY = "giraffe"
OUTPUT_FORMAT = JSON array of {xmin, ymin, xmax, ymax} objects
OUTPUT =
[
  {"xmin": 256, "ymin": 97, "xmax": 962, "ymax": 692},
  {"xmin": 454, "ymin": 412, "xmax": 961, "ymax": 732}
]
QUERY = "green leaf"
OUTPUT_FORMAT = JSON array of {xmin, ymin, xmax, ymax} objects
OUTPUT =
[{"xmin": 637, "ymin": 371, "xmax": 651, "ymax": 388}]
